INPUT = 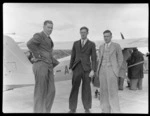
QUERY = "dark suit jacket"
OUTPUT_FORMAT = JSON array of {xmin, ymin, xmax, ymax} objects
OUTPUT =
[
  {"xmin": 27, "ymin": 31, "xmax": 59, "ymax": 67},
  {"xmin": 69, "ymin": 39, "xmax": 97, "ymax": 72},
  {"xmin": 128, "ymin": 50, "xmax": 144, "ymax": 79}
]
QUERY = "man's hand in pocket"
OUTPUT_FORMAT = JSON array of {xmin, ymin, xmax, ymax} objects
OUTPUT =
[{"xmin": 89, "ymin": 70, "xmax": 94, "ymax": 78}]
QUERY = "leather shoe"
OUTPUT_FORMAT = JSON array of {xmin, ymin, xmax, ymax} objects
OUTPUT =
[
  {"xmin": 68, "ymin": 110, "xmax": 76, "ymax": 113},
  {"xmin": 85, "ymin": 109, "xmax": 90, "ymax": 113}
]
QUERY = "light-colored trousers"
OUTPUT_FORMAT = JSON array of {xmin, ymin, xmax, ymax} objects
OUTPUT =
[
  {"xmin": 33, "ymin": 61, "xmax": 55, "ymax": 113},
  {"xmin": 99, "ymin": 65, "xmax": 120, "ymax": 113}
]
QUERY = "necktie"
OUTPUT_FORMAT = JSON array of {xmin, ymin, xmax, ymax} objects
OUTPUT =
[
  {"xmin": 48, "ymin": 36, "xmax": 51, "ymax": 40},
  {"xmin": 81, "ymin": 40, "xmax": 84, "ymax": 48},
  {"xmin": 106, "ymin": 44, "xmax": 109, "ymax": 49},
  {"xmin": 48, "ymin": 36, "xmax": 54, "ymax": 48}
]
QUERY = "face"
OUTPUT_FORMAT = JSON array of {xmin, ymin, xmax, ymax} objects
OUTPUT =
[
  {"xmin": 80, "ymin": 29, "xmax": 88, "ymax": 39},
  {"xmin": 103, "ymin": 32, "xmax": 112, "ymax": 43},
  {"xmin": 43, "ymin": 23, "xmax": 53, "ymax": 36}
]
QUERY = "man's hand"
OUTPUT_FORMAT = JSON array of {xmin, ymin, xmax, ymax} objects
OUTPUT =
[
  {"xmin": 126, "ymin": 77, "xmax": 130, "ymax": 82},
  {"xmin": 31, "ymin": 57, "xmax": 38, "ymax": 62},
  {"xmin": 31, "ymin": 54, "xmax": 41, "ymax": 62},
  {"xmin": 89, "ymin": 70, "xmax": 94, "ymax": 78},
  {"xmin": 54, "ymin": 71, "xmax": 56, "ymax": 76},
  {"xmin": 69, "ymin": 69, "xmax": 73, "ymax": 75}
]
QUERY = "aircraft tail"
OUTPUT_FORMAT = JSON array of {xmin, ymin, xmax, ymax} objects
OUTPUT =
[{"xmin": 3, "ymin": 35, "xmax": 32, "ymax": 75}]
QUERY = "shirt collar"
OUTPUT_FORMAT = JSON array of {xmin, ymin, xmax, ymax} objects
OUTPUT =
[
  {"xmin": 81, "ymin": 38, "xmax": 88, "ymax": 43},
  {"xmin": 43, "ymin": 31, "xmax": 50, "ymax": 38},
  {"xmin": 105, "ymin": 41, "xmax": 112, "ymax": 47}
]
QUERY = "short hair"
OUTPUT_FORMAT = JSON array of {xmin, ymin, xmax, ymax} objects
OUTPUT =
[
  {"xmin": 44, "ymin": 20, "xmax": 53, "ymax": 26},
  {"xmin": 80, "ymin": 26, "xmax": 89, "ymax": 32},
  {"xmin": 133, "ymin": 48, "xmax": 138, "ymax": 52},
  {"xmin": 103, "ymin": 30, "xmax": 112, "ymax": 35}
]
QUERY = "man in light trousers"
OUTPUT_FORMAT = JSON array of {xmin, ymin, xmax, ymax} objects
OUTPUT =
[{"xmin": 97, "ymin": 30, "xmax": 123, "ymax": 113}]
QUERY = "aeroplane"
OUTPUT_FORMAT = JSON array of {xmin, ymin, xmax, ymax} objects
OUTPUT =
[{"xmin": 3, "ymin": 34, "xmax": 148, "ymax": 91}]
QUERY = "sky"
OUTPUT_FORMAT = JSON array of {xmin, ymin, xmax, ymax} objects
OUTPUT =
[{"xmin": 3, "ymin": 3, "xmax": 148, "ymax": 43}]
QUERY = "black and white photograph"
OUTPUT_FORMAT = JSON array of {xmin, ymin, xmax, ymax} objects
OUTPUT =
[{"xmin": 3, "ymin": 3, "xmax": 149, "ymax": 113}]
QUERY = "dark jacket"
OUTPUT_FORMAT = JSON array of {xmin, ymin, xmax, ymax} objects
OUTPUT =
[
  {"xmin": 127, "ymin": 50, "xmax": 144, "ymax": 79},
  {"xmin": 69, "ymin": 39, "xmax": 97, "ymax": 72},
  {"xmin": 27, "ymin": 31, "xmax": 59, "ymax": 68}
]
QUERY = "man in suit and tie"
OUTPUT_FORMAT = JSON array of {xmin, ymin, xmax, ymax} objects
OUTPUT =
[
  {"xmin": 27, "ymin": 20, "xmax": 59, "ymax": 113},
  {"xmin": 69, "ymin": 26, "xmax": 97, "ymax": 113},
  {"xmin": 96, "ymin": 30, "xmax": 123, "ymax": 113}
]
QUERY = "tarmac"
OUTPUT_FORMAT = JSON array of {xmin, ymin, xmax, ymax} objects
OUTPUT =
[{"xmin": 3, "ymin": 74, "xmax": 149, "ymax": 113}]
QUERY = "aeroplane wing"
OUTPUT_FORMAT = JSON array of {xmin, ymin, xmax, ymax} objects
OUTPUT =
[
  {"xmin": 118, "ymin": 33, "xmax": 148, "ymax": 48},
  {"xmin": 95, "ymin": 37, "xmax": 148, "ymax": 49},
  {"xmin": 43, "ymin": 34, "xmax": 148, "ymax": 49},
  {"xmin": 113, "ymin": 37, "xmax": 148, "ymax": 49},
  {"xmin": 18, "ymin": 37, "xmax": 148, "ymax": 50}
]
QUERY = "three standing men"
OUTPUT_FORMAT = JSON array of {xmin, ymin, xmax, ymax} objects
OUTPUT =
[
  {"xmin": 27, "ymin": 21, "xmax": 123, "ymax": 113},
  {"xmin": 27, "ymin": 20, "xmax": 58, "ymax": 113},
  {"xmin": 69, "ymin": 27, "xmax": 97, "ymax": 113},
  {"xmin": 96, "ymin": 30, "xmax": 123, "ymax": 113}
]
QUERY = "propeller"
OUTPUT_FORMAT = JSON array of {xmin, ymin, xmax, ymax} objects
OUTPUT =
[{"xmin": 120, "ymin": 32, "xmax": 125, "ymax": 39}]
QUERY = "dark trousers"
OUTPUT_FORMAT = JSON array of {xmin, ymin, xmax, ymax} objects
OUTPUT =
[
  {"xmin": 69, "ymin": 63, "xmax": 92, "ymax": 111},
  {"xmin": 33, "ymin": 61, "xmax": 55, "ymax": 113},
  {"xmin": 118, "ymin": 77, "xmax": 124, "ymax": 90},
  {"xmin": 130, "ymin": 78, "xmax": 143, "ymax": 90}
]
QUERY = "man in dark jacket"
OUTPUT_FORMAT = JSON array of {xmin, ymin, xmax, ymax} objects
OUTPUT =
[
  {"xmin": 27, "ymin": 20, "xmax": 59, "ymax": 113},
  {"xmin": 128, "ymin": 48, "xmax": 144, "ymax": 90},
  {"xmin": 68, "ymin": 26, "xmax": 97, "ymax": 113}
]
